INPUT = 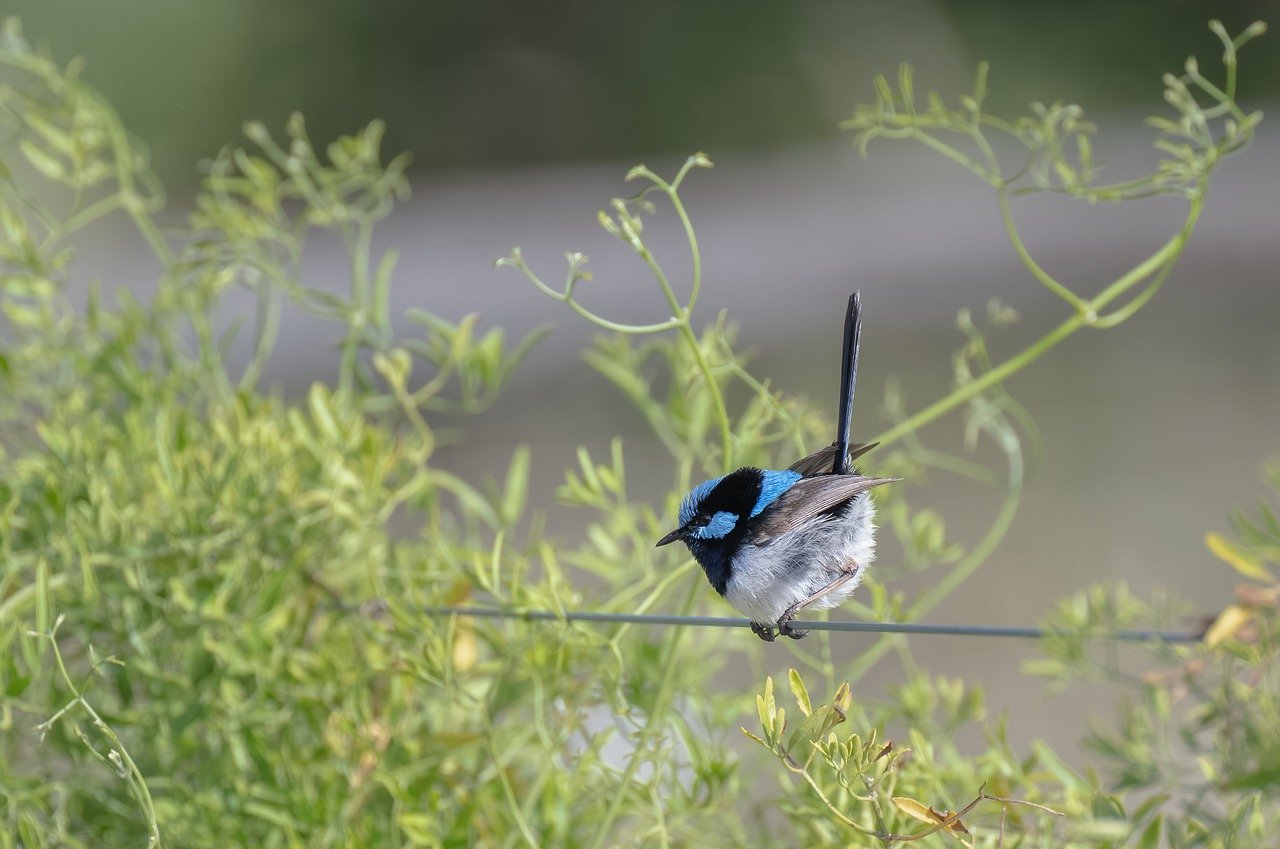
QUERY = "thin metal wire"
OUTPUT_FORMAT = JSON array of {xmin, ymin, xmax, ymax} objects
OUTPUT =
[{"xmin": 404, "ymin": 605, "xmax": 1202, "ymax": 643}]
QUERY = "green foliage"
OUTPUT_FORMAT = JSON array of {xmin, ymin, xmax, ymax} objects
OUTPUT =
[
  {"xmin": 0, "ymin": 14, "xmax": 1275, "ymax": 849},
  {"xmin": 0, "ymin": 16, "xmax": 737, "ymax": 848},
  {"xmin": 1022, "ymin": 466, "xmax": 1280, "ymax": 847}
]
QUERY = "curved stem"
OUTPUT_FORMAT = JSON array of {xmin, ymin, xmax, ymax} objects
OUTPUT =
[
  {"xmin": 42, "ymin": 193, "xmax": 126, "ymax": 252},
  {"xmin": 96, "ymin": 92, "xmax": 172, "ymax": 267},
  {"xmin": 503, "ymin": 257, "xmax": 681, "ymax": 334},
  {"xmin": 871, "ymin": 313, "xmax": 1079, "ymax": 447},
  {"xmin": 794, "ymin": 766, "xmax": 880, "ymax": 837},
  {"xmin": 669, "ymin": 180, "xmax": 704, "ymax": 315},
  {"xmin": 485, "ymin": 735, "xmax": 540, "ymax": 849},
  {"xmin": 871, "ymin": 185, "xmax": 1204, "ymax": 449},
  {"xmin": 996, "ymin": 186, "xmax": 1089, "ymax": 312},
  {"xmin": 909, "ymin": 442, "xmax": 1023, "ymax": 617},
  {"xmin": 1092, "ymin": 185, "xmax": 1204, "ymax": 311},
  {"xmin": 240, "ymin": 285, "xmax": 282, "ymax": 390},
  {"xmin": 1091, "ymin": 257, "xmax": 1176, "ymax": 328},
  {"xmin": 505, "ymin": 158, "xmax": 733, "ymax": 470},
  {"xmin": 905, "ymin": 129, "xmax": 993, "ymax": 182},
  {"xmin": 679, "ymin": 322, "xmax": 734, "ymax": 472}
]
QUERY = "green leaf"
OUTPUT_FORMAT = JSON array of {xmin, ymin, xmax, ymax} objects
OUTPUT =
[
  {"xmin": 1206, "ymin": 532, "xmax": 1273, "ymax": 581},
  {"xmin": 788, "ymin": 668, "xmax": 811, "ymax": 717},
  {"xmin": 1135, "ymin": 814, "xmax": 1162, "ymax": 849},
  {"xmin": 1033, "ymin": 741, "xmax": 1085, "ymax": 792},
  {"xmin": 3, "ymin": 301, "xmax": 43, "ymax": 328},
  {"xmin": 783, "ymin": 705, "xmax": 846, "ymax": 757},
  {"xmin": 500, "ymin": 445, "xmax": 531, "ymax": 525},
  {"xmin": 307, "ymin": 382, "xmax": 342, "ymax": 442},
  {"xmin": 3, "ymin": 652, "xmax": 31, "ymax": 697},
  {"xmin": 397, "ymin": 811, "xmax": 438, "ymax": 844},
  {"xmin": 1225, "ymin": 762, "xmax": 1280, "ymax": 791},
  {"xmin": 20, "ymin": 139, "xmax": 65, "ymax": 180}
]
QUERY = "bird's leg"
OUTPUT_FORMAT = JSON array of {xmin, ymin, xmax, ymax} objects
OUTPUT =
[
  {"xmin": 778, "ymin": 620, "xmax": 809, "ymax": 640},
  {"xmin": 750, "ymin": 621, "xmax": 777, "ymax": 642},
  {"xmin": 776, "ymin": 563, "xmax": 861, "ymax": 639}
]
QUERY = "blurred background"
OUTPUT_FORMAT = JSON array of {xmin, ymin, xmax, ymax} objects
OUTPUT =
[{"xmin": 9, "ymin": 1, "xmax": 1278, "ymax": 756}]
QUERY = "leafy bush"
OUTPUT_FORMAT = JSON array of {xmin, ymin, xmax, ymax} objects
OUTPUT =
[{"xmin": 1, "ymin": 15, "xmax": 1274, "ymax": 849}]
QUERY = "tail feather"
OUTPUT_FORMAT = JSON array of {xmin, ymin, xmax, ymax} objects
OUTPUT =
[
  {"xmin": 787, "ymin": 441, "xmax": 879, "ymax": 477},
  {"xmin": 833, "ymin": 292, "xmax": 862, "ymax": 475}
]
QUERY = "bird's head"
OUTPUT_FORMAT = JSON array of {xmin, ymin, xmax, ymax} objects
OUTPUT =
[{"xmin": 656, "ymin": 467, "xmax": 800, "ymax": 550}]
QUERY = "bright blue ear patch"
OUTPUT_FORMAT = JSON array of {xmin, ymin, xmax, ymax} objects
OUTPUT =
[
  {"xmin": 689, "ymin": 510, "xmax": 738, "ymax": 539},
  {"xmin": 750, "ymin": 469, "xmax": 802, "ymax": 518},
  {"xmin": 679, "ymin": 476, "xmax": 724, "ymax": 526}
]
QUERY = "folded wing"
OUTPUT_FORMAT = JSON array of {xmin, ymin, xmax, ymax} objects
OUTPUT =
[{"xmin": 748, "ymin": 474, "xmax": 898, "ymax": 543}]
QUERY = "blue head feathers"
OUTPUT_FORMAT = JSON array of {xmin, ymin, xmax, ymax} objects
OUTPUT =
[
  {"xmin": 659, "ymin": 467, "xmax": 806, "ymax": 594},
  {"xmin": 678, "ymin": 476, "xmax": 724, "ymax": 527},
  {"xmin": 674, "ymin": 468, "xmax": 802, "ymax": 537}
]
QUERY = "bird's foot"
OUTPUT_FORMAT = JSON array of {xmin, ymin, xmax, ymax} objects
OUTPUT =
[
  {"xmin": 777, "ymin": 618, "xmax": 809, "ymax": 640},
  {"xmin": 779, "ymin": 600, "xmax": 805, "ymax": 626},
  {"xmin": 750, "ymin": 621, "xmax": 778, "ymax": 642}
]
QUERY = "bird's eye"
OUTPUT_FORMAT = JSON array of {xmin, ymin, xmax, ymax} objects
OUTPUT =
[{"xmin": 692, "ymin": 515, "xmax": 710, "ymax": 528}]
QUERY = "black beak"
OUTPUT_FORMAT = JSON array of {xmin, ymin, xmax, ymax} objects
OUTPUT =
[{"xmin": 655, "ymin": 527, "xmax": 686, "ymax": 547}]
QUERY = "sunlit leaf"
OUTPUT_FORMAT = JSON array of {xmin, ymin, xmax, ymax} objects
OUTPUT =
[
  {"xmin": 1204, "ymin": 604, "xmax": 1254, "ymax": 647},
  {"xmin": 788, "ymin": 668, "xmax": 811, "ymax": 717},
  {"xmin": 1206, "ymin": 532, "xmax": 1273, "ymax": 581}
]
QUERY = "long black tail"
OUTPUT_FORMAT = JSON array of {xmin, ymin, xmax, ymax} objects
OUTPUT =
[{"xmin": 833, "ymin": 292, "xmax": 862, "ymax": 476}]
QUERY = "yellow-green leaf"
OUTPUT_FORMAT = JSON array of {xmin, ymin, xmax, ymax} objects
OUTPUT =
[
  {"xmin": 1206, "ymin": 532, "xmax": 1273, "ymax": 581},
  {"xmin": 1205, "ymin": 604, "xmax": 1253, "ymax": 647},
  {"xmin": 892, "ymin": 797, "xmax": 970, "ymax": 843},
  {"xmin": 893, "ymin": 796, "xmax": 939, "ymax": 825},
  {"xmin": 500, "ymin": 445, "xmax": 531, "ymax": 525},
  {"xmin": 784, "ymin": 704, "xmax": 846, "ymax": 756},
  {"xmin": 788, "ymin": 668, "xmax": 811, "ymax": 717},
  {"xmin": 833, "ymin": 681, "xmax": 853, "ymax": 717},
  {"xmin": 307, "ymin": 382, "xmax": 342, "ymax": 443},
  {"xmin": 20, "ymin": 140, "xmax": 65, "ymax": 180}
]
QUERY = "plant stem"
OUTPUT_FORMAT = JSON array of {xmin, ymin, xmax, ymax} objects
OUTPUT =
[
  {"xmin": 588, "ymin": 582, "xmax": 699, "ymax": 849},
  {"xmin": 870, "ymin": 185, "xmax": 1204, "ymax": 449},
  {"xmin": 486, "ymin": 735, "xmax": 541, "ymax": 849},
  {"xmin": 847, "ymin": 431, "xmax": 1023, "ymax": 685},
  {"xmin": 40, "ymin": 627, "xmax": 163, "ymax": 847},
  {"xmin": 339, "ymin": 221, "xmax": 373, "ymax": 397},
  {"xmin": 795, "ymin": 766, "xmax": 880, "ymax": 838},
  {"xmin": 679, "ymin": 322, "xmax": 734, "ymax": 472},
  {"xmin": 996, "ymin": 186, "xmax": 1089, "ymax": 312}
]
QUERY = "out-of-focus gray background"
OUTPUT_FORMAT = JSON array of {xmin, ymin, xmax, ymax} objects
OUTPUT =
[{"xmin": 12, "ymin": 2, "xmax": 1278, "ymax": 754}]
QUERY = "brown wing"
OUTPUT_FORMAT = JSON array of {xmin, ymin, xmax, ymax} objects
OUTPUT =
[
  {"xmin": 786, "ymin": 441, "xmax": 879, "ymax": 477},
  {"xmin": 748, "ymin": 474, "xmax": 898, "ymax": 543}
]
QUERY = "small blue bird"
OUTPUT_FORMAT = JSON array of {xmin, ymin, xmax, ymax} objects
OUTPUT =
[{"xmin": 656, "ymin": 293, "xmax": 898, "ymax": 641}]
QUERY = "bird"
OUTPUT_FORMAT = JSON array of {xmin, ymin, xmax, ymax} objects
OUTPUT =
[{"xmin": 655, "ymin": 293, "xmax": 898, "ymax": 641}]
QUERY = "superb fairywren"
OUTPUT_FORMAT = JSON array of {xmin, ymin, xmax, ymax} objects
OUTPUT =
[{"xmin": 656, "ymin": 293, "xmax": 898, "ymax": 641}]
